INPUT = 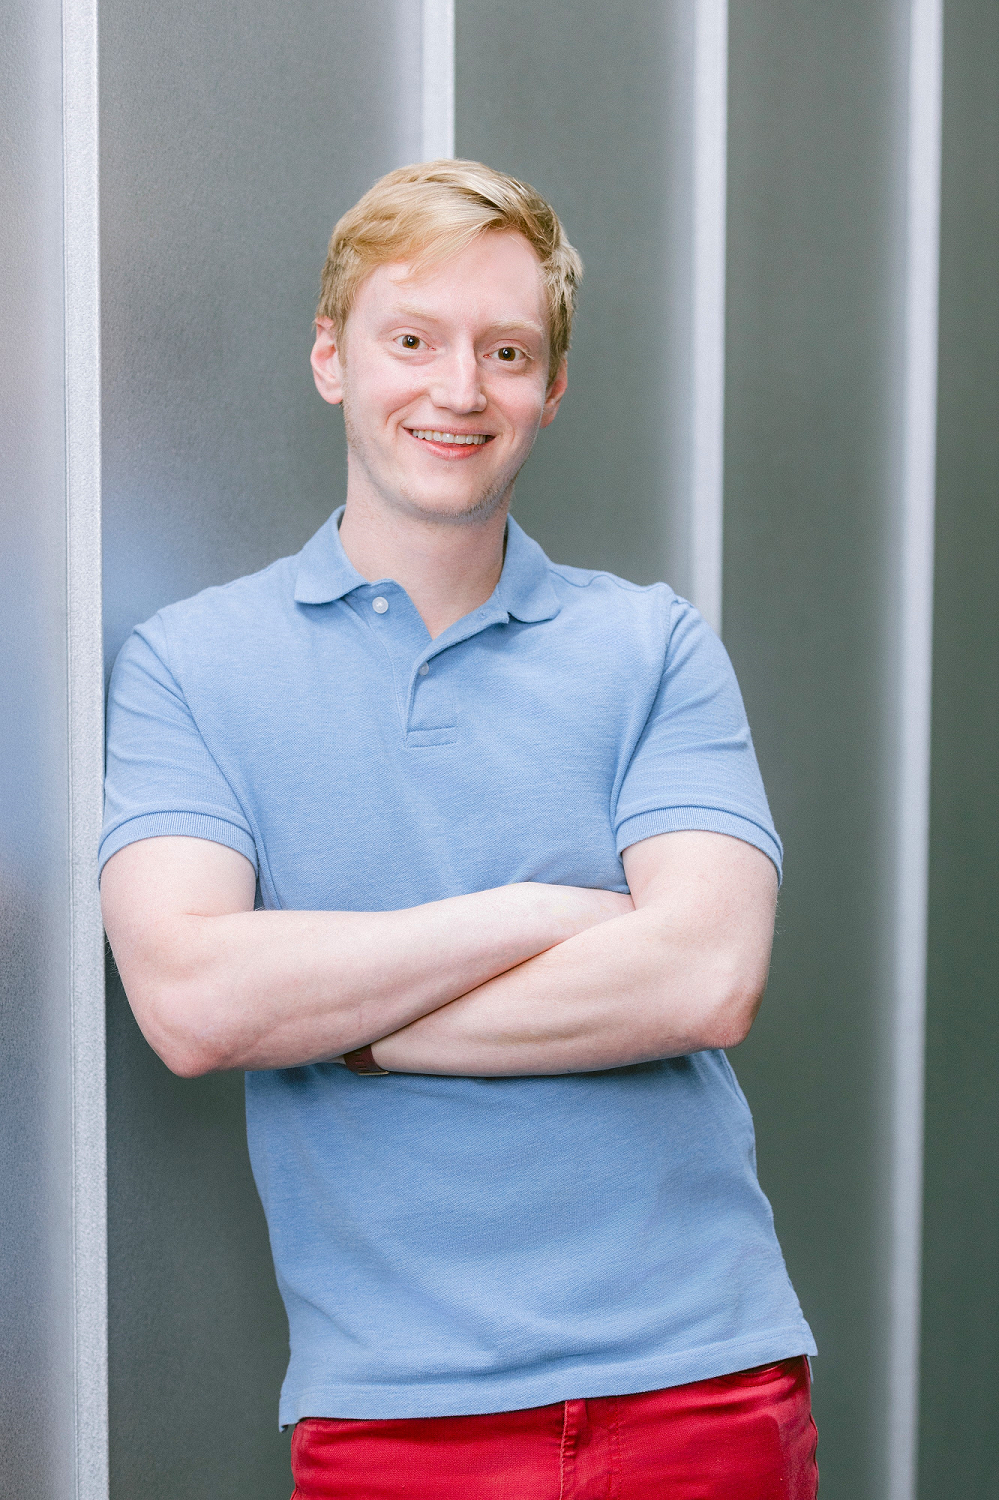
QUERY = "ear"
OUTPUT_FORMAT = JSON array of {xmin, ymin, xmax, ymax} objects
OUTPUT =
[
  {"xmin": 540, "ymin": 358, "xmax": 568, "ymax": 428},
  {"xmin": 311, "ymin": 317, "xmax": 345, "ymax": 406}
]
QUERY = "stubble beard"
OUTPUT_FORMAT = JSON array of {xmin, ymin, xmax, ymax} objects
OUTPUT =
[{"xmin": 342, "ymin": 394, "xmax": 525, "ymax": 529}]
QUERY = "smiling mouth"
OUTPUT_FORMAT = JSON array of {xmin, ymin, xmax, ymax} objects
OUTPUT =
[{"xmin": 408, "ymin": 429, "xmax": 492, "ymax": 446}]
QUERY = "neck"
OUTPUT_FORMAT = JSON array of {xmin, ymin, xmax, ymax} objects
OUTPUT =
[{"xmin": 336, "ymin": 488, "xmax": 510, "ymax": 640}]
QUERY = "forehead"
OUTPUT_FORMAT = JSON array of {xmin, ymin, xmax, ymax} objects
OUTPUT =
[{"xmin": 354, "ymin": 231, "xmax": 548, "ymax": 332}]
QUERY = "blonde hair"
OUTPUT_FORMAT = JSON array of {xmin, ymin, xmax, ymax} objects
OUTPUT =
[{"xmin": 317, "ymin": 160, "xmax": 583, "ymax": 385}]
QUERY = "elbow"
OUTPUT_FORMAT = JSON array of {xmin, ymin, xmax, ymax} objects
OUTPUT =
[
  {"xmin": 108, "ymin": 916, "xmax": 245, "ymax": 1077},
  {"xmin": 158, "ymin": 1039, "xmax": 219, "ymax": 1080},
  {"xmin": 131, "ymin": 981, "xmax": 235, "ymax": 1078},
  {"xmin": 638, "ymin": 971, "xmax": 766, "ymax": 1061},
  {"xmin": 700, "ymin": 974, "xmax": 766, "ymax": 1051},
  {"xmin": 148, "ymin": 1024, "xmax": 227, "ymax": 1080}
]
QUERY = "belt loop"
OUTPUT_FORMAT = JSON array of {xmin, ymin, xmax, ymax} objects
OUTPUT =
[{"xmin": 559, "ymin": 1399, "xmax": 588, "ymax": 1498}]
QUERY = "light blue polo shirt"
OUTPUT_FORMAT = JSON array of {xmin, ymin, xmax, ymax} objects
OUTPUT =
[{"xmin": 101, "ymin": 509, "xmax": 815, "ymax": 1423}]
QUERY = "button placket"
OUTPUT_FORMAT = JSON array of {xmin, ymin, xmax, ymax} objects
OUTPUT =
[
  {"xmin": 402, "ymin": 600, "xmax": 510, "ymax": 743},
  {"xmin": 348, "ymin": 585, "xmax": 425, "ymax": 721},
  {"xmin": 350, "ymin": 585, "xmax": 456, "ymax": 740},
  {"xmin": 406, "ymin": 645, "xmax": 455, "ymax": 739}
]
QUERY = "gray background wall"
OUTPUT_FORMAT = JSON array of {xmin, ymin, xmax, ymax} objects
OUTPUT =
[
  {"xmin": 721, "ymin": 5, "xmax": 905, "ymax": 1494},
  {"xmin": 4, "ymin": 1, "xmax": 997, "ymax": 1497}
]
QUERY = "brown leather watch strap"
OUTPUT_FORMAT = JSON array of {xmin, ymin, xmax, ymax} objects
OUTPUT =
[{"xmin": 341, "ymin": 1044, "xmax": 389, "ymax": 1076}]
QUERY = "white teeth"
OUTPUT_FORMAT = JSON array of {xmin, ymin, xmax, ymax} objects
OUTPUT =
[{"xmin": 412, "ymin": 430, "xmax": 488, "ymax": 445}]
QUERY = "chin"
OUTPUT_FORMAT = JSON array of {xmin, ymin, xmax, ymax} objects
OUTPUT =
[{"xmin": 399, "ymin": 482, "xmax": 513, "ymax": 526}]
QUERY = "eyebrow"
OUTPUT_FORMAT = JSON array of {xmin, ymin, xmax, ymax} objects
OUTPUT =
[{"xmin": 387, "ymin": 306, "xmax": 546, "ymax": 339}]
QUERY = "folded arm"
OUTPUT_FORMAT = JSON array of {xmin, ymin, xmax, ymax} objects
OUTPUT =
[
  {"xmin": 371, "ymin": 831, "xmax": 778, "ymax": 1075},
  {"xmin": 99, "ymin": 835, "xmax": 632, "ymax": 1077}
]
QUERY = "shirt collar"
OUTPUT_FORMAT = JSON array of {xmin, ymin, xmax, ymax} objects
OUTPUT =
[
  {"xmin": 293, "ymin": 508, "xmax": 369, "ymax": 604},
  {"xmin": 293, "ymin": 507, "xmax": 561, "ymax": 624},
  {"xmin": 493, "ymin": 515, "xmax": 561, "ymax": 623}
]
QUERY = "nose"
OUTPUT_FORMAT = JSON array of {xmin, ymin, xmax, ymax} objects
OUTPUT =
[{"xmin": 429, "ymin": 344, "xmax": 487, "ymax": 415}]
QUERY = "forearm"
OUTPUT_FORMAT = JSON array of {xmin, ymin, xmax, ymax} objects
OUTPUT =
[
  {"xmin": 371, "ymin": 904, "xmax": 765, "ymax": 1076},
  {"xmin": 112, "ymin": 879, "xmax": 631, "ymax": 1076}
]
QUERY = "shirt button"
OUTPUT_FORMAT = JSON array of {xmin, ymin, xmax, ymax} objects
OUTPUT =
[
  {"xmin": 372, "ymin": 596, "xmax": 389, "ymax": 614},
  {"xmin": 418, "ymin": 662, "xmax": 429, "ymax": 676}
]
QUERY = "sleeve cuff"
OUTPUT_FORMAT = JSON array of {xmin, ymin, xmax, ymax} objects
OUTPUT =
[
  {"xmin": 98, "ymin": 812, "xmax": 258, "ymax": 877},
  {"xmin": 615, "ymin": 807, "xmax": 783, "ymax": 883}
]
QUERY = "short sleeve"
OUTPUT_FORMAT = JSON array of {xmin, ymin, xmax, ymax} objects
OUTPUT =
[
  {"xmin": 99, "ymin": 614, "xmax": 258, "ymax": 876},
  {"xmin": 613, "ymin": 599, "xmax": 783, "ymax": 880}
]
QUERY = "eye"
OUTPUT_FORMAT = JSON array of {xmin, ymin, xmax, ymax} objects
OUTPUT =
[
  {"xmin": 396, "ymin": 334, "xmax": 424, "ymax": 350},
  {"xmin": 495, "ymin": 345, "xmax": 521, "ymax": 362}
]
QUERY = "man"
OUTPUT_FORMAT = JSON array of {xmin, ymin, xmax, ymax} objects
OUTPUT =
[{"xmin": 101, "ymin": 160, "xmax": 817, "ymax": 1498}]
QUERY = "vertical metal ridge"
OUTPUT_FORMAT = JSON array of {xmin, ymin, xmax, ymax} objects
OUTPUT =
[
  {"xmin": 689, "ymin": 0, "xmax": 728, "ymax": 635},
  {"xmin": 62, "ymin": 0, "xmax": 108, "ymax": 1494},
  {"xmin": 889, "ymin": 2, "xmax": 943, "ymax": 1497},
  {"xmin": 422, "ymin": 0, "xmax": 456, "ymax": 161}
]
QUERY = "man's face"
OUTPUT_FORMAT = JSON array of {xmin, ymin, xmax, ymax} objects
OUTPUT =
[{"xmin": 311, "ymin": 230, "xmax": 567, "ymax": 526}]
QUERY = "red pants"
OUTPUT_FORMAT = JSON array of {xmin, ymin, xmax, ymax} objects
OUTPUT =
[{"xmin": 290, "ymin": 1356, "xmax": 818, "ymax": 1499}]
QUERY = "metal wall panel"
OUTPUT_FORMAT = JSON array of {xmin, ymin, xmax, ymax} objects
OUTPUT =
[
  {"xmin": 455, "ymin": 0, "xmax": 699, "ymax": 595},
  {"xmin": 722, "ymin": 5, "xmax": 910, "ymax": 1496},
  {"xmin": 0, "ymin": 4, "xmax": 76, "ymax": 1493},
  {"xmin": 100, "ymin": 3, "xmax": 419, "ymax": 1495},
  {"xmin": 0, "ymin": 0, "xmax": 107, "ymax": 1487},
  {"xmin": 919, "ymin": 1, "xmax": 999, "ymax": 1493}
]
